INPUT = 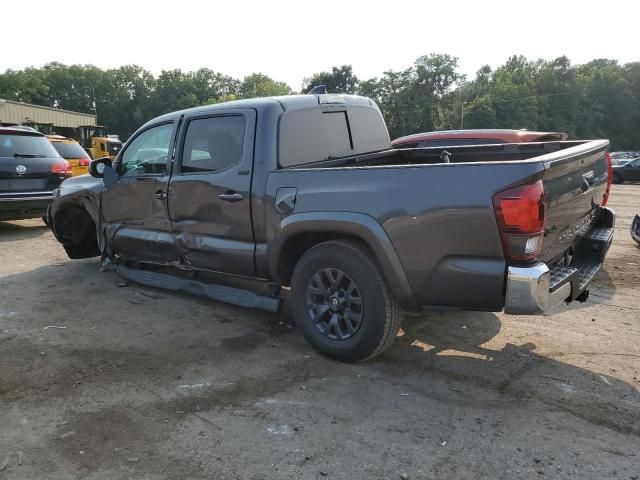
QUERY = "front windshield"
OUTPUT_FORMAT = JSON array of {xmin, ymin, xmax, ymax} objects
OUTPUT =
[{"xmin": 0, "ymin": 134, "xmax": 61, "ymax": 158}]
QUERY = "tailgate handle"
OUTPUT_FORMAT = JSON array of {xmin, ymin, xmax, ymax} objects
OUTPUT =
[{"xmin": 581, "ymin": 171, "xmax": 595, "ymax": 191}]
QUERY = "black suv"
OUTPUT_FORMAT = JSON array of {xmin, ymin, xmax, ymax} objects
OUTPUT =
[{"xmin": 0, "ymin": 127, "xmax": 72, "ymax": 221}]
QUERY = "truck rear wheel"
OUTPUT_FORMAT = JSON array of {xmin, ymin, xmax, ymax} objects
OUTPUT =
[{"xmin": 290, "ymin": 240, "xmax": 401, "ymax": 362}]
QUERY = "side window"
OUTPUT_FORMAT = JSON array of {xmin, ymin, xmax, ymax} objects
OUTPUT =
[
  {"xmin": 181, "ymin": 116, "xmax": 245, "ymax": 173},
  {"xmin": 120, "ymin": 123, "xmax": 173, "ymax": 177}
]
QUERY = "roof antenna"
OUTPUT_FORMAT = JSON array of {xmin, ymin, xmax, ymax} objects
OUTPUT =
[{"xmin": 308, "ymin": 85, "xmax": 328, "ymax": 95}]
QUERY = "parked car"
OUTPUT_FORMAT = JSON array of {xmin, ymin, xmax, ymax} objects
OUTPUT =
[
  {"xmin": 612, "ymin": 157, "xmax": 640, "ymax": 183},
  {"xmin": 611, "ymin": 158, "xmax": 633, "ymax": 167},
  {"xmin": 391, "ymin": 129, "xmax": 568, "ymax": 148},
  {"xmin": 611, "ymin": 151, "xmax": 639, "ymax": 161},
  {"xmin": 48, "ymin": 94, "xmax": 614, "ymax": 362},
  {"xmin": 0, "ymin": 127, "xmax": 72, "ymax": 222},
  {"xmin": 47, "ymin": 135, "xmax": 92, "ymax": 176}
]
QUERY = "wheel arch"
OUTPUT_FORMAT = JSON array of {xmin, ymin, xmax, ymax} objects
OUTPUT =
[
  {"xmin": 270, "ymin": 212, "xmax": 418, "ymax": 310},
  {"xmin": 52, "ymin": 200, "xmax": 100, "ymax": 259}
]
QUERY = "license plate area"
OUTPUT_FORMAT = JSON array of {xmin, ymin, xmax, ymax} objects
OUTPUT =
[{"xmin": 0, "ymin": 178, "xmax": 48, "ymax": 192}]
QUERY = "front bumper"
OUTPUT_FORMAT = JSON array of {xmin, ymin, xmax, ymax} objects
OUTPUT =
[
  {"xmin": 504, "ymin": 207, "xmax": 615, "ymax": 315},
  {"xmin": 0, "ymin": 195, "xmax": 54, "ymax": 221}
]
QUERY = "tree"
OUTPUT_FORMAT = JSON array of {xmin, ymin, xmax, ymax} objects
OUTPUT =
[
  {"xmin": 489, "ymin": 56, "xmax": 538, "ymax": 129},
  {"xmin": 239, "ymin": 73, "xmax": 291, "ymax": 98},
  {"xmin": 302, "ymin": 65, "xmax": 359, "ymax": 94},
  {"xmin": 1, "ymin": 55, "xmax": 638, "ymax": 148},
  {"xmin": 464, "ymin": 96, "xmax": 497, "ymax": 129}
]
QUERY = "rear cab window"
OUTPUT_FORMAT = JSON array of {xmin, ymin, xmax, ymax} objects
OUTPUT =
[{"xmin": 277, "ymin": 102, "xmax": 390, "ymax": 168}]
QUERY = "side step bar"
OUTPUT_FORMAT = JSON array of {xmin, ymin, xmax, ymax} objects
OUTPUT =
[{"xmin": 117, "ymin": 265, "xmax": 281, "ymax": 313}]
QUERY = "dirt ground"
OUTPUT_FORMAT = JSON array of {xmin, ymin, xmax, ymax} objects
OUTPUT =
[{"xmin": 1, "ymin": 185, "xmax": 639, "ymax": 480}]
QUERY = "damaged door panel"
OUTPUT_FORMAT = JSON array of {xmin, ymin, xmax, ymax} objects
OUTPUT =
[
  {"xmin": 102, "ymin": 121, "xmax": 179, "ymax": 262},
  {"xmin": 168, "ymin": 110, "xmax": 256, "ymax": 276}
]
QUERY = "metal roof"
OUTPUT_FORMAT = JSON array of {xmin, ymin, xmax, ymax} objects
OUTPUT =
[{"xmin": 0, "ymin": 99, "xmax": 96, "ymax": 128}]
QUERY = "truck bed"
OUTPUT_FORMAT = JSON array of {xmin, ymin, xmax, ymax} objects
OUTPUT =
[
  {"xmin": 267, "ymin": 139, "xmax": 611, "ymax": 311},
  {"xmin": 293, "ymin": 140, "xmax": 598, "ymax": 168}
]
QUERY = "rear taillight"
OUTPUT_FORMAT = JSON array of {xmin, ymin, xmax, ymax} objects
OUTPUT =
[
  {"xmin": 493, "ymin": 179, "xmax": 545, "ymax": 263},
  {"xmin": 602, "ymin": 152, "xmax": 612, "ymax": 206},
  {"xmin": 78, "ymin": 158, "xmax": 90, "ymax": 167},
  {"xmin": 51, "ymin": 160, "xmax": 72, "ymax": 177}
]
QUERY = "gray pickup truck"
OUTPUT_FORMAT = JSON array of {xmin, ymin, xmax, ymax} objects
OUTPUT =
[{"xmin": 48, "ymin": 93, "xmax": 615, "ymax": 362}]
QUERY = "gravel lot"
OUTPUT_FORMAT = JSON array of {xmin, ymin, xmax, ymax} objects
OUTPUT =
[{"xmin": 1, "ymin": 185, "xmax": 639, "ymax": 480}]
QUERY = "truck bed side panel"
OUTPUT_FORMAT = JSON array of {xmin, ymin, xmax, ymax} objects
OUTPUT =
[{"xmin": 266, "ymin": 162, "xmax": 544, "ymax": 310}]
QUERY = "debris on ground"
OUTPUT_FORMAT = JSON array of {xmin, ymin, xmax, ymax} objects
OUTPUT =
[{"xmin": 43, "ymin": 325, "xmax": 66, "ymax": 330}]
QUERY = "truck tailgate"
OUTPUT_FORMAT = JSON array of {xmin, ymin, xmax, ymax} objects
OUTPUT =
[{"xmin": 538, "ymin": 140, "xmax": 610, "ymax": 264}]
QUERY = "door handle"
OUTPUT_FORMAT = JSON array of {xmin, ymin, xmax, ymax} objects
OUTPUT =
[
  {"xmin": 154, "ymin": 191, "xmax": 167, "ymax": 200},
  {"xmin": 218, "ymin": 192, "xmax": 244, "ymax": 202}
]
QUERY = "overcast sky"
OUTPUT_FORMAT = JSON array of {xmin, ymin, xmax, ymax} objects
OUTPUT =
[{"xmin": 2, "ymin": 0, "xmax": 637, "ymax": 90}]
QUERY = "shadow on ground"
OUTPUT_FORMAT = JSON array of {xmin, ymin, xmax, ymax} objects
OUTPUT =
[
  {"xmin": 0, "ymin": 220, "xmax": 49, "ymax": 241},
  {"xmin": 385, "ymin": 309, "xmax": 640, "ymax": 436},
  {"xmin": 1, "ymin": 260, "xmax": 639, "ymax": 439}
]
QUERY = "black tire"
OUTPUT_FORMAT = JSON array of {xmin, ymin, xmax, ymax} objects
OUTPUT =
[
  {"xmin": 612, "ymin": 172, "xmax": 622, "ymax": 184},
  {"xmin": 290, "ymin": 240, "xmax": 401, "ymax": 362}
]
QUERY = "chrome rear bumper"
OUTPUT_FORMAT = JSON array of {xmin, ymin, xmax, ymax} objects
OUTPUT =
[
  {"xmin": 504, "ymin": 264, "xmax": 571, "ymax": 315},
  {"xmin": 504, "ymin": 207, "xmax": 615, "ymax": 315}
]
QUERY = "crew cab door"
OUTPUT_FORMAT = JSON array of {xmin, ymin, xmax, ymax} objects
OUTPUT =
[
  {"xmin": 101, "ymin": 121, "xmax": 179, "ymax": 262},
  {"xmin": 168, "ymin": 109, "xmax": 256, "ymax": 276}
]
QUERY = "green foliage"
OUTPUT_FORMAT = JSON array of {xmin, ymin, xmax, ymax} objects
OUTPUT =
[
  {"xmin": 0, "ymin": 64, "xmax": 284, "ymax": 139},
  {"xmin": 239, "ymin": 73, "xmax": 291, "ymax": 98},
  {"xmin": 301, "ymin": 65, "xmax": 359, "ymax": 94},
  {"xmin": 464, "ymin": 96, "xmax": 497, "ymax": 129},
  {"xmin": 2, "ymin": 55, "xmax": 639, "ymax": 148}
]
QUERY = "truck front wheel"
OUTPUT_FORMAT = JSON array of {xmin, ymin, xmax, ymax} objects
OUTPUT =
[{"xmin": 290, "ymin": 240, "xmax": 401, "ymax": 362}]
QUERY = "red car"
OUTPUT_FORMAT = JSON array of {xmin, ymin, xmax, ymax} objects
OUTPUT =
[{"xmin": 392, "ymin": 129, "xmax": 568, "ymax": 148}]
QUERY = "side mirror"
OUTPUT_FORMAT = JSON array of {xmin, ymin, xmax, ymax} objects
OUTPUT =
[{"xmin": 89, "ymin": 157, "xmax": 113, "ymax": 178}]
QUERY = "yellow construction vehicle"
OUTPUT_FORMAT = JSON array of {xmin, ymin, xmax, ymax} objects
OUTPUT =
[{"xmin": 79, "ymin": 125, "xmax": 123, "ymax": 160}]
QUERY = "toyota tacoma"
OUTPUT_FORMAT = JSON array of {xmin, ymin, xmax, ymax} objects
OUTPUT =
[{"xmin": 47, "ymin": 93, "xmax": 615, "ymax": 362}]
